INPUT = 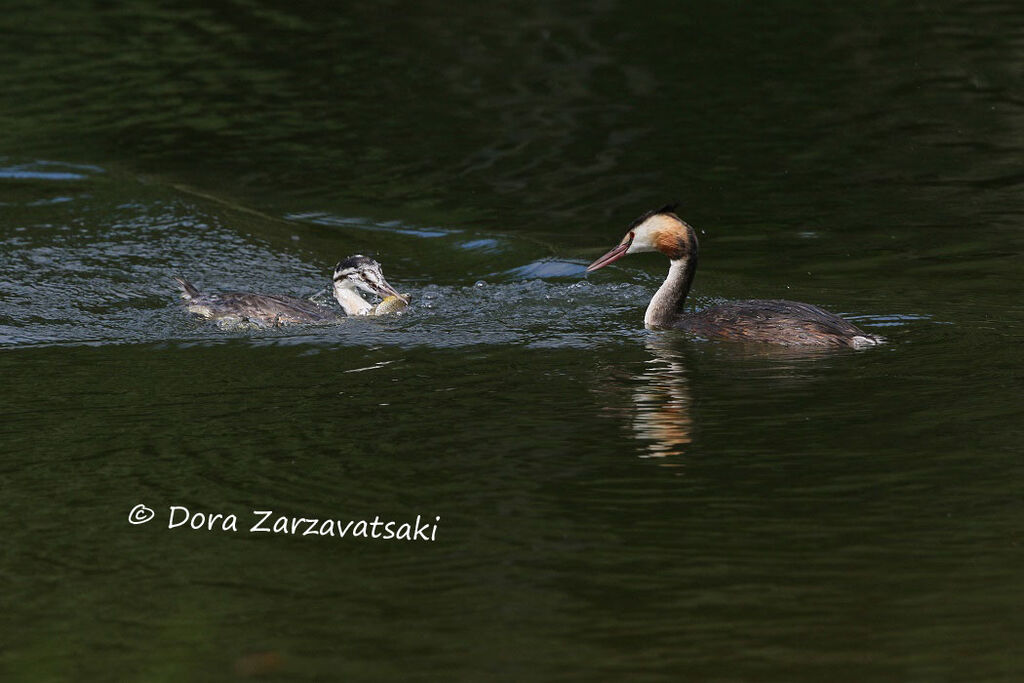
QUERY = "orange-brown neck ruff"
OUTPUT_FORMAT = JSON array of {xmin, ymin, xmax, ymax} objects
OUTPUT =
[{"xmin": 652, "ymin": 219, "xmax": 698, "ymax": 261}]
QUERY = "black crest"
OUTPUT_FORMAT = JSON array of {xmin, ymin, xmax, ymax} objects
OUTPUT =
[
  {"xmin": 334, "ymin": 254, "xmax": 378, "ymax": 274},
  {"xmin": 628, "ymin": 203, "xmax": 680, "ymax": 230}
]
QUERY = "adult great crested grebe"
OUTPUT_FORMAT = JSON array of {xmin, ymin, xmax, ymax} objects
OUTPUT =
[
  {"xmin": 586, "ymin": 206, "xmax": 882, "ymax": 348},
  {"xmin": 175, "ymin": 255, "xmax": 408, "ymax": 326}
]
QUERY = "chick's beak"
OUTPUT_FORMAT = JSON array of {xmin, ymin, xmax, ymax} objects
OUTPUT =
[
  {"xmin": 372, "ymin": 276, "xmax": 408, "ymax": 303},
  {"xmin": 586, "ymin": 235, "xmax": 633, "ymax": 272}
]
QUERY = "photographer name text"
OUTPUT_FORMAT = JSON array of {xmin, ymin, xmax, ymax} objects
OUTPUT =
[{"xmin": 128, "ymin": 504, "xmax": 440, "ymax": 541}]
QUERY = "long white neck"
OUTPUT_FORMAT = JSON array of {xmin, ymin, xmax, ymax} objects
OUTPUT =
[
  {"xmin": 644, "ymin": 257, "xmax": 695, "ymax": 329},
  {"xmin": 333, "ymin": 284, "xmax": 373, "ymax": 316}
]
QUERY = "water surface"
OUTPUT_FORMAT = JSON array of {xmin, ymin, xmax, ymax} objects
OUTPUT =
[{"xmin": 1, "ymin": 1, "xmax": 1023, "ymax": 681}]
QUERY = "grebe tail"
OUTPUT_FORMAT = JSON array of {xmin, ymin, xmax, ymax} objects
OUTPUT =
[{"xmin": 174, "ymin": 277, "xmax": 201, "ymax": 300}]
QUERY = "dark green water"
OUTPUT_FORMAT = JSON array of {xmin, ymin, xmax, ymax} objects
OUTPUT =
[{"xmin": 2, "ymin": 1, "xmax": 1023, "ymax": 681}]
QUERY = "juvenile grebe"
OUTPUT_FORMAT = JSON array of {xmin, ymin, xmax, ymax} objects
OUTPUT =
[
  {"xmin": 176, "ymin": 255, "xmax": 408, "ymax": 326},
  {"xmin": 586, "ymin": 207, "xmax": 881, "ymax": 347}
]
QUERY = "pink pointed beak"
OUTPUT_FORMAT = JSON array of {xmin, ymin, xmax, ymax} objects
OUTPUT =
[{"xmin": 586, "ymin": 234, "xmax": 633, "ymax": 272}]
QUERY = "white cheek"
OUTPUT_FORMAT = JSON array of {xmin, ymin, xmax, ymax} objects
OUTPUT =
[{"xmin": 627, "ymin": 233, "xmax": 656, "ymax": 254}]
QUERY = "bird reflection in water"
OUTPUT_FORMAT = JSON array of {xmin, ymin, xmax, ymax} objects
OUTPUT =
[
  {"xmin": 597, "ymin": 336, "xmax": 846, "ymax": 462},
  {"xmin": 629, "ymin": 336, "xmax": 694, "ymax": 462}
]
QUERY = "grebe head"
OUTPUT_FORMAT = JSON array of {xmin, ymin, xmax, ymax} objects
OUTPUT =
[
  {"xmin": 586, "ymin": 205, "xmax": 698, "ymax": 272},
  {"xmin": 332, "ymin": 255, "xmax": 407, "ymax": 303}
]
